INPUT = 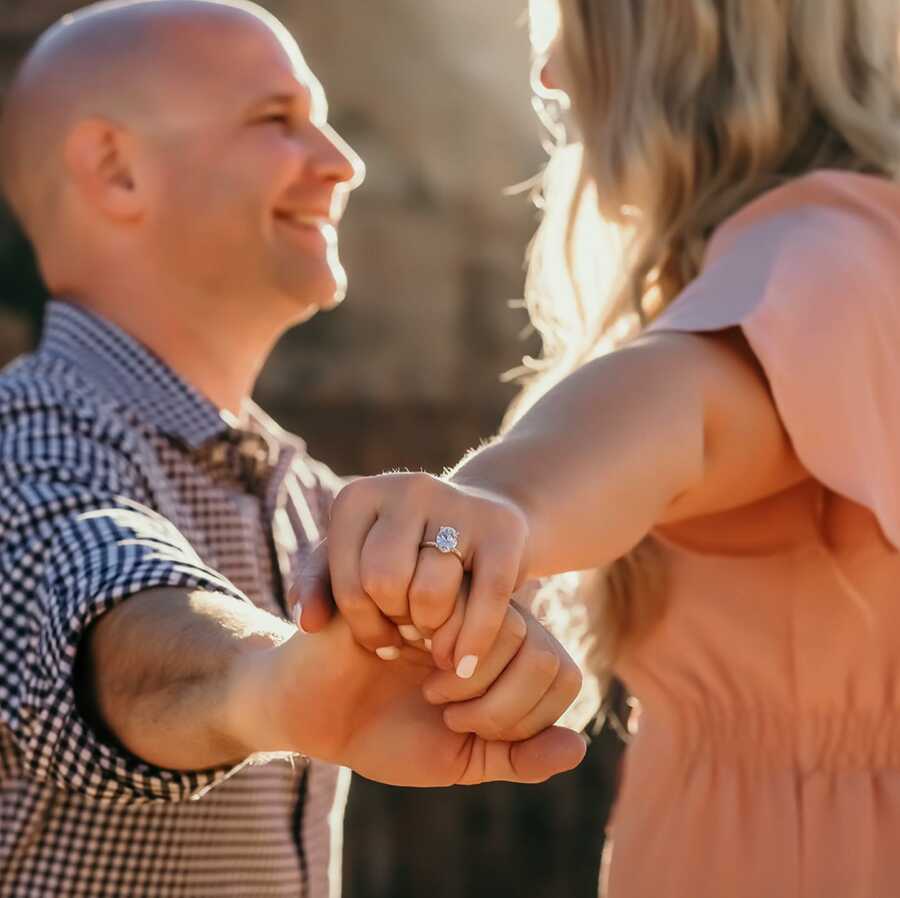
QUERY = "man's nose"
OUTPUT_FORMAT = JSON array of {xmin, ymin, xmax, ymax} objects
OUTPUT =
[{"xmin": 312, "ymin": 124, "xmax": 366, "ymax": 191}]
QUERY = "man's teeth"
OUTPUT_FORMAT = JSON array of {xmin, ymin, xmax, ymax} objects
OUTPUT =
[{"xmin": 281, "ymin": 214, "xmax": 327, "ymax": 227}]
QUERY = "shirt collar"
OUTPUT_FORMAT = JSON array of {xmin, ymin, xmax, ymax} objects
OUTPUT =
[{"xmin": 39, "ymin": 300, "xmax": 237, "ymax": 450}]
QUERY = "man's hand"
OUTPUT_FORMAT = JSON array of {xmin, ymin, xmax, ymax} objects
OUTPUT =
[
  {"xmin": 281, "ymin": 545, "xmax": 585, "ymax": 780},
  {"xmin": 228, "ymin": 605, "xmax": 584, "ymax": 786},
  {"xmin": 86, "ymin": 580, "xmax": 584, "ymax": 787}
]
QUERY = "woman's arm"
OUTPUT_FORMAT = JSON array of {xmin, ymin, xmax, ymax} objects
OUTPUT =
[
  {"xmin": 309, "ymin": 328, "xmax": 807, "ymax": 677},
  {"xmin": 452, "ymin": 328, "xmax": 806, "ymax": 579}
]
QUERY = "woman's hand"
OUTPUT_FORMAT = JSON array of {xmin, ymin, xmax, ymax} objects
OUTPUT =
[{"xmin": 293, "ymin": 475, "xmax": 530, "ymax": 679}]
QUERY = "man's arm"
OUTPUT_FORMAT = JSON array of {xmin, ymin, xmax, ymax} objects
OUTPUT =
[
  {"xmin": 80, "ymin": 582, "xmax": 584, "ymax": 786},
  {"xmin": 1, "ymin": 396, "xmax": 581, "ymax": 789},
  {"xmin": 0, "ymin": 420, "xmax": 266, "ymax": 802},
  {"xmin": 78, "ymin": 588, "xmax": 295, "ymax": 770}
]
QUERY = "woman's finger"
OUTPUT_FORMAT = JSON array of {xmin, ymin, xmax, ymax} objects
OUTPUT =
[
  {"xmin": 407, "ymin": 536, "xmax": 466, "ymax": 636},
  {"xmin": 423, "ymin": 603, "xmax": 526, "ymax": 700},
  {"xmin": 328, "ymin": 480, "xmax": 401, "ymax": 654},
  {"xmin": 428, "ymin": 581, "xmax": 468, "ymax": 670},
  {"xmin": 452, "ymin": 530, "xmax": 524, "ymax": 679},
  {"xmin": 359, "ymin": 512, "xmax": 425, "ymax": 621}
]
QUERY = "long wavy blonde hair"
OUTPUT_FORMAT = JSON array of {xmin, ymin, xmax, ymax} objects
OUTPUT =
[{"xmin": 514, "ymin": 0, "xmax": 900, "ymax": 700}]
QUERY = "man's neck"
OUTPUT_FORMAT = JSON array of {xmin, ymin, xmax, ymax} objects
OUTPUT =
[{"xmin": 65, "ymin": 291, "xmax": 283, "ymax": 415}]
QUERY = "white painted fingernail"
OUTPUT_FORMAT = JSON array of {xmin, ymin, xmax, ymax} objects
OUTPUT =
[
  {"xmin": 424, "ymin": 638, "xmax": 433, "ymax": 651},
  {"xmin": 293, "ymin": 604, "xmax": 308, "ymax": 634},
  {"xmin": 456, "ymin": 655, "xmax": 478, "ymax": 679},
  {"xmin": 398, "ymin": 625, "xmax": 423, "ymax": 642},
  {"xmin": 376, "ymin": 646, "xmax": 400, "ymax": 661}
]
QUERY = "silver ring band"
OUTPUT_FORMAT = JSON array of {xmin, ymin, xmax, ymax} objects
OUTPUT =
[{"xmin": 419, "ymin": 540, "xmax": 464, "ymax": 564}]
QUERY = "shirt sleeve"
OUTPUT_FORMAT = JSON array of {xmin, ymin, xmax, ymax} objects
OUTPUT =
[
  {"xmin": 0, "ymin": 402, "xmax": 256, "ymax": 804},
  {"xmin": 648, "ymin": 171, "xmax": 900, "ymax": 548}
]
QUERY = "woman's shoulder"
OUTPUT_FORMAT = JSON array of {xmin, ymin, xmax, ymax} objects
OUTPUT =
[
  {"xmin": 706, "ymin": 169, "xmax": 900, "ymax": 267},
  {"xmin": 652, "ymin": 170, "xmax": 900, "ymax": 334}
]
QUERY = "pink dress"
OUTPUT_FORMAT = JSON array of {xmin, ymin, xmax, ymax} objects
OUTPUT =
[{"xmin": 603, "ymin": 171, "xmax": 900, "ymax": 898}]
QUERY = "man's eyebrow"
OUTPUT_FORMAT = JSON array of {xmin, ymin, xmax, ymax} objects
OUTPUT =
[
  {"xmin": 254, "ymin": 92, "xmax": 304, "ymax": 108},
  {"xmin": 249, "ymin": 91, "xmax": 313, "ymax": 115},
  {"xmin": 248, "ymin": 87, "xmax": 328, "ymax": 125}
]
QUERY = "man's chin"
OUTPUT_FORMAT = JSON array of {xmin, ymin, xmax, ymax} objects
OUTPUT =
[
  {"xmin": 323, "ymin": 282, "xmax": 347, "ymax": 310},
  {"xmin": 281, "ymin": 262, "xmax": 347, "ymax": 313},
  {"xmin": 278, "ymin": 285, "xmax": 344, "ymax": 326}
]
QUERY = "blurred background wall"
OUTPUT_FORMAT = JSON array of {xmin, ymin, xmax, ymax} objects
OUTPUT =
[{"xmin": 0, "ymin": 2, "xmax": 623, "ymax": 895}]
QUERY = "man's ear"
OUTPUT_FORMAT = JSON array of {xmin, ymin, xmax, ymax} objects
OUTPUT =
[{"xmin": 62, "ymin": 118, "xmax": 144, "ymax": 222}]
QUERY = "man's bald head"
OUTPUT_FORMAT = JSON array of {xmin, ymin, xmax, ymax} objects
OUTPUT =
[
  {"xmin": 0, "ymin": 0, "xmax": 361, "ymax": 330},
  {"xmin": 0, "ymin": 0, "xmax": 301, "ymax": 237}
]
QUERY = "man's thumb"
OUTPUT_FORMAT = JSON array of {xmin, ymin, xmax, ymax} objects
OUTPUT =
[{"xmin": 506, "ymin": 727, "xmax": 587, "ymax": 783}]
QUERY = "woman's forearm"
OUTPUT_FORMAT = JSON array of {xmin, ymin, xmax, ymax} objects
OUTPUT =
[{"xmin": 451, "ymin": 338, "xmax": 707, "ymax": 579}]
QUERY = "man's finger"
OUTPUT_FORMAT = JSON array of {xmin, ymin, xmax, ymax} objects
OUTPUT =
[
  {"xmin": 287, "ymin": 540, "xmax": 335, "ymax": 634},
  {"xmin": 492, "ymin": 653, "xmax": 582, "ymax": 742},
  {"xmin": 441, "ymin": 623, "xmax": 559, "ymax": 740},
  {"xmin": 456, "ymin": 727, "xmax": 587, "ymax": 785},
  {"xmin": 447, "ymin": 614, "xmax": 582, "ymax": 741}
]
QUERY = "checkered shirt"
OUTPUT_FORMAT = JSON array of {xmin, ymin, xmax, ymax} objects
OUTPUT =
[{"xmin": 0, "ymin": 301, "xmax": 349, "ymax": 897}]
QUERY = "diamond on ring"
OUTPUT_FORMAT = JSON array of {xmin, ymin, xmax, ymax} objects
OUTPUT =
[
  {"xmin": 434, "ymin": 526, "xmax": 460, "ymax": 554},
  {"xmin": 419, "ymin": 527, "xmax": 464, "ymax": 564}
]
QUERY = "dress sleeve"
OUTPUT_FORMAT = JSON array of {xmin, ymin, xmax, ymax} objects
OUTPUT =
[
  {"xmin": 0, "ymin": 402, "xmax": 255, "ymax": 804},
  {"xmin": 648, "ymin": 171, "xmax": 900, "ymax": 548}
]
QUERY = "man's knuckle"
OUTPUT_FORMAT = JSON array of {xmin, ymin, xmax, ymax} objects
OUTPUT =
[
  {"xmin": 460, "ymin": 710, "xmax": 499, "ymax": 741},
  {"xmin": 477, "ymin": 712, "xmax": 509, "ymax": 742},
  {"xmin": 498, "ymin": 722, "xmax": 525, "ymax": 742},
  {"xmin": 442, "ymin": 707, "xmax": 468, "ymax": 733}
]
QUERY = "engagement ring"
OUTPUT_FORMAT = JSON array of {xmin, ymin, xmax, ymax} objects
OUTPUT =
[{"xmin": 420, "ymin": 526, "xmax": 464, "ymax": 563}]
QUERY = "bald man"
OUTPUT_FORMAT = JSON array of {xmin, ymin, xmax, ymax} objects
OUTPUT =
[{"xmin": 0, "ymin": 1, "xmax": 586, "ymax": 896}]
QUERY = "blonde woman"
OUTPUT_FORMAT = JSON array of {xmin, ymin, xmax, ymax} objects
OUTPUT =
[{"xmin": 296, "ymin": 1, "xmax": 900, "ymax": 894}]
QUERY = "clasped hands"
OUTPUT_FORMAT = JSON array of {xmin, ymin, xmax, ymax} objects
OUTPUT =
[{"xmin": 284, "ymin": 472, "xmax": 586, "ymax": 786}]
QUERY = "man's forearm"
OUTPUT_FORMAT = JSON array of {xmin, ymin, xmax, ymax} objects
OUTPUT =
[{"xmin": 81, "ymin": 588, "xmax": 296, "ymax": 770}]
